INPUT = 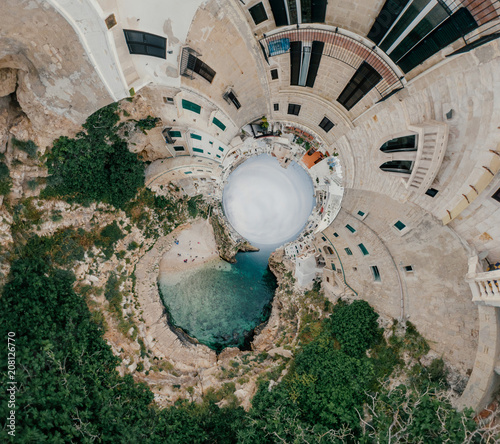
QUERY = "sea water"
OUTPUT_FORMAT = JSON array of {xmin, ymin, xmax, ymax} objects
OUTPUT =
[
  {"xmin": 158, "ymin": 245, "xmax": 278, "ymax": 352},
  {"xmin": 158, "ymin": 155, "xmax": 315, "ymax": 352}
]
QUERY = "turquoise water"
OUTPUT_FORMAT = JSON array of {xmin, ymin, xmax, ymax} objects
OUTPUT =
[{"xmin": 158, "ymin": 245, "xmax": 278, "ymax": 352}]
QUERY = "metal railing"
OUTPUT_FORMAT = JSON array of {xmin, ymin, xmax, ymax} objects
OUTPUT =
[{"xmin": 260, "ymin": 27, "xmax": 405, "ymax": 99}]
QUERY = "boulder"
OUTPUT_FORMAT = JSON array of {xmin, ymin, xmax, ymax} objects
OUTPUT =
[{"xmin": 0, "ymin": 68, "xmax": 17, "ymax": 97}]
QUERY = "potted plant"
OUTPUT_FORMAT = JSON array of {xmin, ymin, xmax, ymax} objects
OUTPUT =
[{"xmin": 261, "ymin": 116, "xmax": 269, "ymax": 130}]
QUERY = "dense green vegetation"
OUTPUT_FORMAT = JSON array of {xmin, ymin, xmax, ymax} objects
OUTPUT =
[{"xmin": 42, "ymin": 103, "xmax": 144, "ymax": 208}]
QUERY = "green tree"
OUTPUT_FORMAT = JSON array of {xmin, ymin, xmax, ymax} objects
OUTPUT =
[
  {"xmin": 0, "ymin": 251, "xmax": 155, "ymax": 442},
  {"xmin": 326, "ymin": 299, "xmax": 381, "ymax": 357},
  {"xmin": 43, "ymin": 103, "xmax": 144, "ymax": 208}
]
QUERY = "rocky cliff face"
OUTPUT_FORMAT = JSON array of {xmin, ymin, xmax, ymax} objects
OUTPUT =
[{"xmin": 209, "ymin": 213, "xmax": 259, "ymax": 263}]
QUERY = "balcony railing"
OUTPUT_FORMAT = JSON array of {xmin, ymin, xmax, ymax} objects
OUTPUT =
[
  {"xmin": 404, "ymin": 121, "xmax": 449, "ymax": 193},
  {"xmin": 466, "ymin": 255, "xmax": 500, "ymax": 306},
  {"xmin": 260, "ymin": 26, "xmax": 405, "ymax": 99}
]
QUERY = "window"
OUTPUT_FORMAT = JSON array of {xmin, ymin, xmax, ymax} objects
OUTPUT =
[
  {"xmin": 319, "ymin": 116, "xmax": 334, "ymax": 133},
  {"xmin": 346, "ymin": 224, "xmax": 356, "ymax": 233},
  {"xmin": 164, "ymin": 97, "xmax": 174, "ymax": 104},
  {"xmin": 184, "ymin": 171, "xmax": 192, "ymax": 174},
  {"xmin": 182, "ymin": 99, "xmax": 201, "ymax": 114},
  {"xmin": 394, "ymin": 220, "xmax": 406, "ymax": 230},
  {"xmin": 404, "ymin": 265, "xmax": 414, "ymax": 273},
  {"xmin": 324, "ymin": 246, "xmax": 334, "ymax": 255},
  {"xmin": 212, "ymin": 117, "xmax": 226, "ymax": 131},
  {"xmin": 399, "ymin": 8, "xmax": 477, "ymax": 72},
  {"xmin": 216, "ymin": 154, "xmax": 221, "ymax": 158},
  {"xmin": 367, "ymin": 0, "xmax": 410, "ymax": 45},
  {"xmin": 288, "ymin": 103, "xmax": 301, "ymax": 115},
  {"xmin": 290, "ymin": 41, "xmax": 324, "ymax": 87},
  {"xmin": 271, "ymin": 69, "xmax": 279, "ymax": 80},
  {"xmin": 273, "ymin": 103, "xmax": 279, "ymax": 111},
  {"xmin": 331, "ymin": 263, "xmax": 336, "ymax": 271},
  {"xmin": 123, "ymin": 30, "xmax": 166, "ymax": 58},
  {"xmin": 345, "ymin": 248, "xmax": 353, "ymax": 255},
  {"xmin": 326, "ymin": 276, "xmax": 330, "ymax": 283},
  {"xmin": 492, "ymin": 187, "xmax": 500, "ymax": 203},
  {"xmin": 249, "ymin": 2, "xmax": 268, "ymax": 25},
  {"xmin": 187, "ymin": 54, "xmax": 216, "ymax": 83},
  {"xmin": 268, "ymin": 0, "xmax": 327, "ymax": 26},
  {"xmin": 333, "ymin": 232, "xmax": 339, "ymax": 238},
  {"xmin": 357, "ymin": 211, "xmax": 365, "ymax": 217},
  {"xmin": 105, "ymin": 14, "xmax": 117, "ymax": 29},
  {"xmin": 190, "ymin": 133, "xmax": 202, "ymax": 140},
  {"xmin": 268, "ymin": 0, "xmax": 288, "ymax": 26},
  {"xmin": 358, "ymin": 243, "xmax": 369, "ymax": 256},
  {"xmin": 169, "ymin": 130, "xmax": 182, "ymax": 138},
  {"xmin": 426, "ymin": 187, "xmax": 439, "ymax": 197},
  {"xmin": 371, "ymin": 266, "xmax": 381, "ymax": 281},
  {"xmin": 337, "ymin": 62, "xmax": 382, "ymax": 111},
  {"xmin": 173, "ymin": 146, "xmax": 185, "ymax": 152},
  {"xmin": 380, "ymin": 135, "xmax": 417, "ymax": 153},
  {"xmin": 368, "ymin": 0, "xmax": 478, "ymax": 73},
  {"xmin": 192, "ymin": 148, "xmax": 203, "ymax": 153},
  {"xmin": 223, "ymin": 90, "xmax": 241, "ymax": 109},
  {"xmin": 380, "ymin": 160, "xmax": 413, "ymax": 174}
]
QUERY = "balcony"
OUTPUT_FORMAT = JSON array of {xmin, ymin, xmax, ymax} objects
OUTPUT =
[
  {"xmin": 404, "ymin": 120, "xmax": 449, "ymax": 193},
  {"xmin": 466, "ymin": 255, "xmax": 500, "ymax": 306}
]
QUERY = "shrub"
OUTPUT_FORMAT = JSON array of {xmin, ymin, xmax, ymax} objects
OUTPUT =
[
  {"xmin": 0, "ymin": 161, "xmax": 12, "ymax": 195},
  {"xmin": 12, "ymin": 137, "xmax": 38, "ymax": 158},
  {"xmin": 105, "ymin": 272, "xmax": 122, "ymax": 313},
  {"xmin": 134, "ymin": 116, "xmax": 160, "ymax": 133},
  {"xmin": 95, "ymin": 221, "xmax": 124, "ymax": 258},
  {"xmin": 127, "ymin": 241, "xmax": 139, "ymax": 251},
  {"xmin": 27, "ymin": 179, "xmax": 38, "ymax": 191},
  {"xmin": 389, "ymin": 321, "xmax": 430, "ymax": 359},
  {"xmin": 50, "ymin": 209, "xmax": 63, "ymax": 222},
  {"xmin": 10, "ymin": 198, "xmax": 44, "ymax": 236}
]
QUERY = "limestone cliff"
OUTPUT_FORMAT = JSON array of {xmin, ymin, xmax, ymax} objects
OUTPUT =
[{"xmin": 209, "ymin": 213, "xmax": 259, "ymax": 263}]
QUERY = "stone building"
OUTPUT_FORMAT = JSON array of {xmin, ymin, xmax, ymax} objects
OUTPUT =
[{"xmin": 2, "ymin": 0, "xmax": 500, "ymax": 412}]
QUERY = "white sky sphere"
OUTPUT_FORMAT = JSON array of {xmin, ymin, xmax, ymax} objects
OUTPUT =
[{"xmin": 222, "ymin": 155, "xmax": 315, "ymax": 245}]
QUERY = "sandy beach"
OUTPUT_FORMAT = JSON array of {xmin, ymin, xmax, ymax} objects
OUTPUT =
[{"xmin": 159, "ymin": 219, "xmax": 220, "ymax": 273}]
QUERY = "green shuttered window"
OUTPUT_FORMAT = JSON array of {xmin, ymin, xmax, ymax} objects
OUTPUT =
[
  {"xmin": 213, "ymin": 117, "xmax": 226, "ymax": 131},
  {"xmin": 182, "ymin": 100, "xmax": 201, "ymax": 114}
]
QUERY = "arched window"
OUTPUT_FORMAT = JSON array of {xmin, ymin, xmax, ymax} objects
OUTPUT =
[
  {"xmin": 380, "ymin": 160, "xmax": 413, "ymax": 174},
  {"xmin": 324, "ymin": 245, "xmax": 334, "ymax": 255},
  {"xmin": 380, "ymin": 135, "xmax": 417, "ymax": 153}
]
